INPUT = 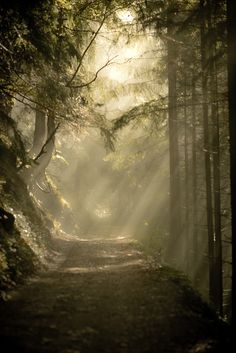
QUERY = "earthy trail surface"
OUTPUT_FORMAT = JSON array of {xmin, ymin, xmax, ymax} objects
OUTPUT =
[{"xmin": 0, "ymin": 236, "xmax": 230, "ymax": 353}]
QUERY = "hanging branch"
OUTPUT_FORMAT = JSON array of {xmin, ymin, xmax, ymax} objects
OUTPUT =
[
  {"xmin": 1, "ymin": 88, "xmax": 85, "ymax": 125},
  {"xmin": 33, "ymin": 123, "xmax": 60, "ymax": 164},
  {"xmin": 1, "ymin": 87, "xmax": 54, "ymax": 115},
  {"xmin": 66, "ymin": 7, "xmax": 109, "ymax": 87},
  {"xmin": 70, "ymin": 56, "xmax": 118, "ymax": 88}
]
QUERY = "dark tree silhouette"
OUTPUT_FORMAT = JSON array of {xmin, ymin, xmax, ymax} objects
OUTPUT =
[{"xmin": 227, "ymin": 0, "xmax": 236, "ymax": 329}]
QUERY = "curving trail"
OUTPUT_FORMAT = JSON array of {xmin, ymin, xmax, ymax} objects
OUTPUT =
[{"xmin": 0, "ymin": 237, "xmax": 230, "ymax": 353}]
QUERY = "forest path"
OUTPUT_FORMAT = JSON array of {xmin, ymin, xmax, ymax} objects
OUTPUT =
[{"xmin": 0, "ymin": 236, "xmax": 229, "ymax": 353}]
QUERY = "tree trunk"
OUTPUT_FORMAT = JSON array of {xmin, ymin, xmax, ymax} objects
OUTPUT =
[
  {"xmin": 30, "ymin": 109, "xmax": 47, "ymax": 158},
  {"xmin": 166, "ymin": 0, "xmax": 182, "ymax": 262},
  {"xmin": 227, "ymin": 0, "xmax": 236, "ymax": 329},
  {"xmin": 21, "ymin": 111, "xmax": 56, "ymax": 188},
  {"xmin": 32, "ymin": 114, "xmax": 56, "ymax": 185},
  {"xmin": 200, "ymin": 0, "xmax": 215, "ymax": 306},
  {"xmin": 191, "ymin": 75, "xmax": 198, "ymax": 271},
  {"xmin": 208, "ymin": 0, "xmax": 223, "ymax": 315},
  {"xmin": 184, "ymin": 74, "xmax": 190, "ymax": 273}
]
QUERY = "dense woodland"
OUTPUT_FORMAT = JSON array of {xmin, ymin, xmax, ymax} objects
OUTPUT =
[{"xmin": 0, "ymin": 0, "xmax": 235, "ymax": 343}]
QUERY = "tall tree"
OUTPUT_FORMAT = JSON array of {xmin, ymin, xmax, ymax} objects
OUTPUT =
[
  {"xmin": 200, "ymin": 0, "xmax": 215, "ymax": 306},
  {"xmin": 207, "ymin": 0, "xmax": 223, "ymax": 315},
  {"xmin": 166, "ymin": 0, "xmax": 182, "ymax": 261},
  {"xmin": 191, "ymin": 74, "xmax": 199, "ymax": 271},
  {"xmin": 227, "ymin": 0, "xmax": 236, "ymax": 329}
]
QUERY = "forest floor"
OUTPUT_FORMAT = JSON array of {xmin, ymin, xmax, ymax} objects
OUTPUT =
[{"xmin": 0, "ymin": 235, "xmax": 232, "ymax": 353}]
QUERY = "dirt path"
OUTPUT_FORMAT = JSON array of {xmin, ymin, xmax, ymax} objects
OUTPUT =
[{"xmin": 0, "ymin": 237, "xmax": 230, "ymax": 353}]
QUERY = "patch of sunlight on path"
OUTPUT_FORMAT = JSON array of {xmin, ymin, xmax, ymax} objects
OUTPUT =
[
  {"xmin": 62, "ymin": 259, "xmax": 146, "ymax": 274},
  {"xmin": 45, "ymin": 229, "xmax": 149, "ymax": 276}
]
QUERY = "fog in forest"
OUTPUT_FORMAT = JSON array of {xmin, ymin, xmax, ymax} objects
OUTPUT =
[
  {"xmin": 11, "ymin": 12, "xmax": 169, "ymax": 245},
  {"xmin": 10, "ymin": 5, "xmax": 231, "ymax": 306},
  {"xmin": 0, "ymin": 1, "xmax": 234, "ymax": 341}
]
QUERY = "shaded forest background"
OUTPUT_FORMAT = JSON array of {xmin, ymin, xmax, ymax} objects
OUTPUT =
[{"xmin": 0, "ymin": 0, "xmax": 235, "ymax": 329}]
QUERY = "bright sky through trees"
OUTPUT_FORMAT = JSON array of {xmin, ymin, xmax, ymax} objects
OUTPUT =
[{"xmin": 116, "ymin": 10, "xmax": 135, "ymax": 23}]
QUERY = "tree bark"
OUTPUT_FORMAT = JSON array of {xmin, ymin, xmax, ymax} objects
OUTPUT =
[
  {"xmin": 227, "ymin": 0, "xmax": 236, "ymax": 329},
  {"xmin": 32, "ymin": 114, "xmax": 56, "ymax": 184},
  {"xmin": 30, "ymin": 109, "xmax": 47, "ymax": 158},
  {"xmin": 191, "ymin": 75, "xmax": 198, "ymax": 270},
  {"xmin": 21, "ymin": 111, "xmax": 56, "ymax": 187},
  {"xmin": 200, "ymin": 0, "xmax": 215, "ymax": 306},
  {"xmin": 166, "ymin": 0, "xmax": 182, "ymax": 262},
  {"xmin": 208, "ymin": 0, "xmax": 223, "ymax": 315},
  {"xmin": 184, "ymin": 74, "xmax": 190, "ymax": 273}
]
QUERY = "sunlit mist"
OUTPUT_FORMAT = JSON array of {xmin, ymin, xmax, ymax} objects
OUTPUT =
[
  {"xmin": 116, "ymin": 10, "xmax": 135, "ymax": 23},
  {"xmin": 6, "ymin": 0, "xmax": 232, "ymax": 324}
]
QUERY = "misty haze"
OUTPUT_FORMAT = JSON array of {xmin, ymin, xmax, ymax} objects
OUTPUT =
[{"xmin": 0, "ymin": 1, "xmax": 235, "ymax": 352}]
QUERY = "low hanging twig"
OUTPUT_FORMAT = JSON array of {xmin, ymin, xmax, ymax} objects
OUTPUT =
[{"xmin": 33, "ymin": 123, "xmax": 60, "ymax": 164}]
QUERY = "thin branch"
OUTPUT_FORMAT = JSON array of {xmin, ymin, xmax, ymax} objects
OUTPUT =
[
  {"xmin": 160, "ymin": 33, "xmax": 186, "ymax": 46},
  {"xmin": 1, "ymin": 86, "xmax": 51, "ymax": 113},
  {"xmin": 66, "ymin": 7, "xmax": 109, "ymax": 87},
  {"xmin": 33, "ymin": 123, "xmax": 60, "ymax": 164},
  {"xmin": 36, "ymin": 180, "xmax": 51, "ymax": 193},
  {"xmin": 0, "ymin": 42, "xmax": 13, "ymax": 54},
  {"xmin": 70, "ymin": 56, "xmax": 118, "ymax": 88},
  {"xmin": 8, "ymin": 92, "xmax": 96, "ymax": 129},
  {"xmin": 1, "ymin": 87, "xmax": 71, "ymax": 122},
  {"xmin": 13, "ymin": 69, "xmax": 37, "ymax": 89}
]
